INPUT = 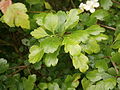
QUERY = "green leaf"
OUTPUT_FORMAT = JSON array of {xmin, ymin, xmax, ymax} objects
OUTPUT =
[
  {"xmin": 117, "ymin": 78, "xmax": 120, "ymax": 89},
  {"xmin": 72, "ymin": 53, "xmax": 89, "ymax": 72},
  {"xmin": 100, "ymin": 0, "xmax": 113, "ymax": 10},
  {"xmin": 34, "ymin": 13, "xmax": 47, "ymax": 26},
  {"xmin": 111, "ymin": 52, "xmax": 120, "ymax": 64},
  {"xmin": 108, "ymin": 67, "xmax": 117, "ymax": 76},
  {"xmin": 115, "ymin": 33, "xmax": 120, "ymax": 41},
  {"xmin": 81, "ymin": 78, "xmax": 91, "ymax": 90},
  {"xmin": 44, "ymin": 49, "xmax": 59, "ymax": 67},
  {"xmin": 3, "ymin": 3, "xmax": 30, "ymax": 29},
  {"xmin": 64, "ymin": 73, "xmax": 80, "ymax": 89},
  {"xmin": 63, "ymin": 30, "xmax": 89, "ymax": 43},
  {"xmin": 48, "ymin": 83, "xmax": 60, "ymax": 90},
  {"xmin": 92, "ymin": 34, "xmax": 108, "ymax": 42},
  {"xmin": 44, "ymin": 2, "xmax": 52, "ymax": 10},
  {"xmin": 38, "ymin": 83, "xmax": 48, "ymax": 90},
  {"xmin": 29, "ymin": 45, "xmax": 44, "ymax": 64},
  {"xmin": 86, "ymin": 25, "xmax": 105, "ymax": 35},
  {"xmin": 23, "ymin": 74, "xmax": 36, "ymax": 90},
  {"xmin": 63, "ymin": 37, "xmax": 81, "ymax": 56},
  {"xmin": 44, "ymin": 13, "xmax": 58, "ymax": 33},
  {"xmin": 40, "ymin": 36, "xmax": 62, "ymax": 53},
  {"xmin": 95, "ymin": 59, "xmax": 108, "ymax": 72},
  {"xmin": 112, "ymin": 41, "xmax": 120, "ymax": 49},
  {"xmin": 86, "ymin": 85, "xmax": 96, "ymax": 90},
  {"xmin": 31, "ymin": 27, "xmax": 49, "ymax": 39},
  {"xmin": 82, "ymin": 38, "xmax": 100, "ymax": 54},
  {"xmin": 86, "ymin": 70, "xmax": 102, "ymax": 82},
  {"xmin": 0, "ymin": 58, "xmax": 9, "ymax": 74},
  {"xmin": 91, "ymin": 9, "xmax": 109, "ymax": 21},
  {"xmin": 56, "ymin": 11, "xmax": 66, "ymax": 35},
  {"xmin": 103, "ymin": 77, "xmax": 116, "ymax": 90},
  {"xmin": 64, "ymin": 9, "xmax": 81, "ymax": 30},
  {"xmin": 26, "ymin": 0, "xmax": 40, "ymax": 5}
]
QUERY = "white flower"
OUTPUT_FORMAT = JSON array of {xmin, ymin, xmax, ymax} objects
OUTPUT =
[
  {"xmin": 89, "ymin": 8, "xmax": 95, "ymax": 13},
  {"xmin": 79, "ymin": 0, "xmax": 100, "ymax": 13},
  {"xmin": 93, "ymin": 2, "xmax": 99, "ymax": 8},
  {"xmin": 79, "ymin": 3, "xmax": 86, "ymax": 11}
]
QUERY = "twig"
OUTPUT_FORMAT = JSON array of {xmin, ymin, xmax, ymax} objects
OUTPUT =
[
  {"xmin": 7, "ymin": 65, "xmax": 28, "ymax": 77},
  {"xmin": 103, "ymin": 56, "xmax": 119, "ymax": 74},
  {"xmin": 111, "ymin": 61, "xmax": 119, "ymax": 74},
  {"xmin": 112, "ymin": 0, "xmax": 120, "ymax": 5},
  {"xmin": 28, "ymin": 11, "xmax": 50, "ymax": 13},
  {"xmin": 99, "ymin": 24, "xmax": 116, "ymax": 31},
  {"xmin": 9, "ymin": 65, "xmax": 28, "ymax": 69},
  {"xmin": 71, "ymin": 0, "xmax": 76, "ymax": 8}
]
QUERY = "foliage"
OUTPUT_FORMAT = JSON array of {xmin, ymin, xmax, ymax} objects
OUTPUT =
[{"xmin": 0, "ymin": 0, "xmax": 120, "ymax": 90}]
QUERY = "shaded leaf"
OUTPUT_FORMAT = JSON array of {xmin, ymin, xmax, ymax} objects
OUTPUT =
[
  {"xmin": 0, "ymin": 58, "xmax": 9, "ymax": 74},
  {"xmin": 100, "ymin": 0, "xmax": 113, "ymax": 10},
  {"xmin": 23, "ymin": 74, "xmax": 36, "ymax": 90}
]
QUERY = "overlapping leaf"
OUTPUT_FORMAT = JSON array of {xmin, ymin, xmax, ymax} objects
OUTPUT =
[{"xmin": 29, "ymin": 45, "xmax": 44, "ymax": 64}]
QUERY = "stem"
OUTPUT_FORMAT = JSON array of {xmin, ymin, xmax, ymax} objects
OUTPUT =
[
  {"xmin": 111, "ymin": 61, "xmax": 119, "ymax": 74},
  {"xmin": 112, "ymin": 0, "xmax": 120, "ymax": 5},
  {"xmin": 99, "ymin": 24, "xmax": 116, "ymax": 31},
  {"xmin": 28, "ymin": 11, "xmax": 49, "ymax": 13},
  {"xmin": 71, "ymin": 0, "xmax": 76, "ymax": 8}
]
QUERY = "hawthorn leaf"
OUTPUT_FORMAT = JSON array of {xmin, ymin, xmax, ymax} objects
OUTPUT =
[
  {"xmin": 31, "ymin": 27, "xmax": 49, "ymax": 39},
  {"xmin": 64, "ymin": 30, "xmax": 89, "ymax": 43},
  {"xmin": 92, "ymin": 34, "xmax": 108, "ymax": 42},
  {"xmin": 100, "ymin": 0, "xmax": 113, "ymax": 10},
  {"xmin": 48, "ymin": 83, "xmax": 60, "ymax": 90},
  {"xmin": 86, "ymin": 70, "xmax": 102, "ymax": 82},
  {"xmin": 40, "ymin": 36, "xmax": 62, "ymax": 53},
  {"xmin": 117, "ymin": 78, "xmax": 120, "ymax": 89},
  {"xmin": 95, "ymin": 59, "xmax": 108, "ymax": 72},
  {"xmin": 81, "ymin": 78, "xmax": 91, "ymax": 90},
  {"xmin": 64, "ymin": 9, "xmax": 81, "ymax": 30},
  {"xmin": 72, "ymin": 53, "xmax": 89, "ymax": 72},
  {"xmin": 56, "ymin": 11, "xmax": 66, "ymax": 35},
  {"xmin": 44, "ymin": 2, "xmax": 52, "ymax": 10},
  {"xmin": 82, "ymin": 38, "xmax": 100, "ymax": 54},
  {"xmin": 23, "ymin": 74, "xmax": 36, "ymax": 90},
  {"xmin": 38, "ymin": 83, "xmax": 48, "ymax": 90},
  {"xmin": 44, "ymin": 13, "xmax": 58, "ymax": 33},
  {"xmin": 86, "ymin": 25, "xmax": 105, "ymax": 35},
  {"xmin": 0, "ymin": 0, "xmax": 12, "ymax": 13},
  {"xmin": 111, "ymin": 52, "xmax": 120, "ymax": 64},
  {"xmin": 2, "ymin": 3, "xmax": 30, "ymax": 29},
  {"xmin": 115, "ymin": 33, "xmax": 120, "ymax": 41},
  {"xmin": 0, "ymin": 58, "xmax": 9, "ymax": 74},
  {"xmin": 103, "ymin": 77, "xmax": 116, "ymax": 90},
  {"xmin": 64, "ymin": 73, "xmax": 80, "ymax": 89},
  {"xmin": 91, "ymin": 9, "xmax": 109, "ymax": 21},
  {"xmin": 34, "ymin": 13, "xmax": 47, "ymax": 26},
  {"xmin": 112, "ymin": 41, "xmax": 120, "ymax": 49},
  {"xmin": 44, "ymin": 49, "xmax": 59, "ymax": 67},
  {"xmin": 86, "ymin": 85, "xmax": 96, "ymax": 90},
  {"xmin": 63, "ymin": 37, "xmax": 81, "ymax": 56},
  {"xmin": 29, "ymin": 45, "xmax": 44, "ymax": 64}
]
